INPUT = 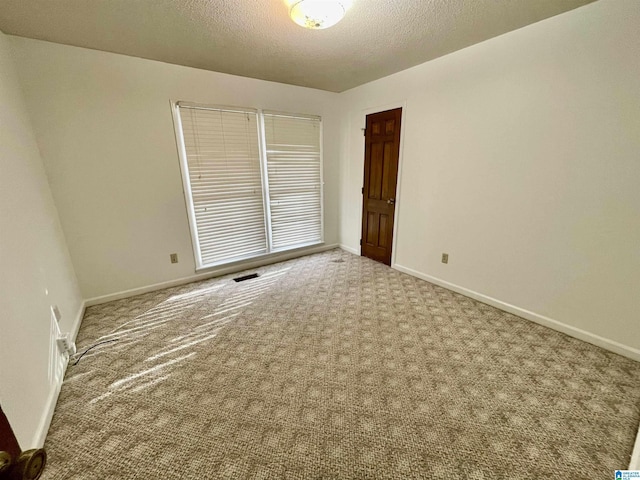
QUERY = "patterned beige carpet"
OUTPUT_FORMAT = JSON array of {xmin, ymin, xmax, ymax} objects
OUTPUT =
[{"xmin": 42, "ymin": 249, "xmax": 640, "ymax": 479}]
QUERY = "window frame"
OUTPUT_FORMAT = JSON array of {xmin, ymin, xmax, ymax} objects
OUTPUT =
[{"xmin": 171, "ymin": 100, "xmax": 324, "ymax": 271}]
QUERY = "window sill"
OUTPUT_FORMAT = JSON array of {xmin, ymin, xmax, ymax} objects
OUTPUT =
[{"xmin": 194, "ymin": 241, "xmax": 326, "ymax": 274}]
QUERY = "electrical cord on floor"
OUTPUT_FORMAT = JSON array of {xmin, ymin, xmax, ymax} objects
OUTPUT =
[{"xmin": 72, "ymin": 339, "xmax": 119, "ymax": 366}]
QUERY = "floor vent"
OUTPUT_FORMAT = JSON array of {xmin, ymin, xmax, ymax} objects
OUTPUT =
[{"xmin": 233, "ymin": 273, "xmax": 259, "ymax": 282}]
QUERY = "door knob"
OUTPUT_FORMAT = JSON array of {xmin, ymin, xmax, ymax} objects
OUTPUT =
[
  {"xmin": 387, "ymin": 198, "xmax": 395, "ymax": 205},
  {"xmin": 0, "ymin": 451, "xmax": 11, "ymax": 474}
]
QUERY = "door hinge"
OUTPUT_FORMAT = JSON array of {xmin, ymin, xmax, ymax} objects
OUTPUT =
[
  {"xmin": 361, "ymin": 187, "xmax": 364, "ymax": 194},
  {"xmin": 361, "ymin": 127, "xmax": 366, "ymax": 136},
  {"xmin": 359, "ymin": 239, "xmax": 362, "ymax": 246}
]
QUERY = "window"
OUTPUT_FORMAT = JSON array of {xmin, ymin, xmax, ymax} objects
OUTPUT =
[
  {"xmin": 263, "ymin": 112, "xmax": 323, "ymax": 251},
  {"xmin": 174, "ymin": 102, "xmax": 323, "ymax": 269}
]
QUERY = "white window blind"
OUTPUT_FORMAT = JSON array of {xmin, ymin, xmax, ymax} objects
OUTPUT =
[
  {"xmin": 263, "ymin": 113, "xmax": 323, "ymax": 250},
  {"xmin": 177, "ymin": 105, "xmax": 267, "ymax": 266},
  {"xmin": 174, "ymin": 102, "xmax": 323, "ymax": 269}
]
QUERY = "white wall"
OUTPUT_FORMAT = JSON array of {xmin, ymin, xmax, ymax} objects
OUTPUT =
[
  {"xmin": 9, "ymin": 38, "xmax": 342, "ymax": 300},
  {"xmin": 340, "ymin": 0, "xmax": 640, "ymax": 353},
  {"xmin": 0, "ymin": 30, "xmax": 83, "ymax": 448}
]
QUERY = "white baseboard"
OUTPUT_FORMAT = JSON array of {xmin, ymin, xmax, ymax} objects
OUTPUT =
[
  {"xmin": 630, "ymin": 425, "xmax": 640, "ymax": 470},
  {"xmin": 32, "ymin": 299, "xmax": 86, "ymax": 448},
  {"xmin": 392, "ymin": 263, "xmax": 640, "ymax": 363},
  {"xmin": 32, "ymin": 357, "xmax": 67, "ymax": 448},
  {"xmin": 339, "ymin": 244, "xmax": 359, "ymax": 255},
  {"xmin": 86, "ymin": 244, "xmax": 339, "ymax": 307}
]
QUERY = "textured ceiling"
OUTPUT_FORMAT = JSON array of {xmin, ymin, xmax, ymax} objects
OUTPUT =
[{"xmin": 0, "ymin": 0, "xmax": 597, "ymax": 92}]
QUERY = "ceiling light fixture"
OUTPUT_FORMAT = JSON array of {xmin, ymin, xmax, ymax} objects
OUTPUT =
[{"xmin": 289, "ymin": 0, "xmax": 349, "ymax": 30}]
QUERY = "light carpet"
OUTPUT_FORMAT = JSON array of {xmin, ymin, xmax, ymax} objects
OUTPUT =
[{"xmin": 42, "ymin": 249, "xmax": 640, "ymax": 479}]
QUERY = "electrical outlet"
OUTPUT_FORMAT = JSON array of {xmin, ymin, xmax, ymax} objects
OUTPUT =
[
  {"xmin": 56, "ymin": 333, "xmax": 76, "ymax": 356},
  {"xmin": 170, "ymin": 253, "xmax": 178, "ymax": 264},
  {"xmin": 441, "ymin": 253, "xmax": 449, "ymax": 264}
]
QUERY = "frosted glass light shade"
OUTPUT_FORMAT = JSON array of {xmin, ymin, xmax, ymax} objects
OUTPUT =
[{"xmin": 290, "ymin": 1, "xmax": 347, "ymax": 29}]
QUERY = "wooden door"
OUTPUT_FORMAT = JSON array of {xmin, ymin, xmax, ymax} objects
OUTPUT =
[
  {"xmin": 0, "ymin": 404, "xmax": 21, "ymax": 461},
  {"xmin": 361, "ymin": 108, "xmax": 402, "ymax": 265}
]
